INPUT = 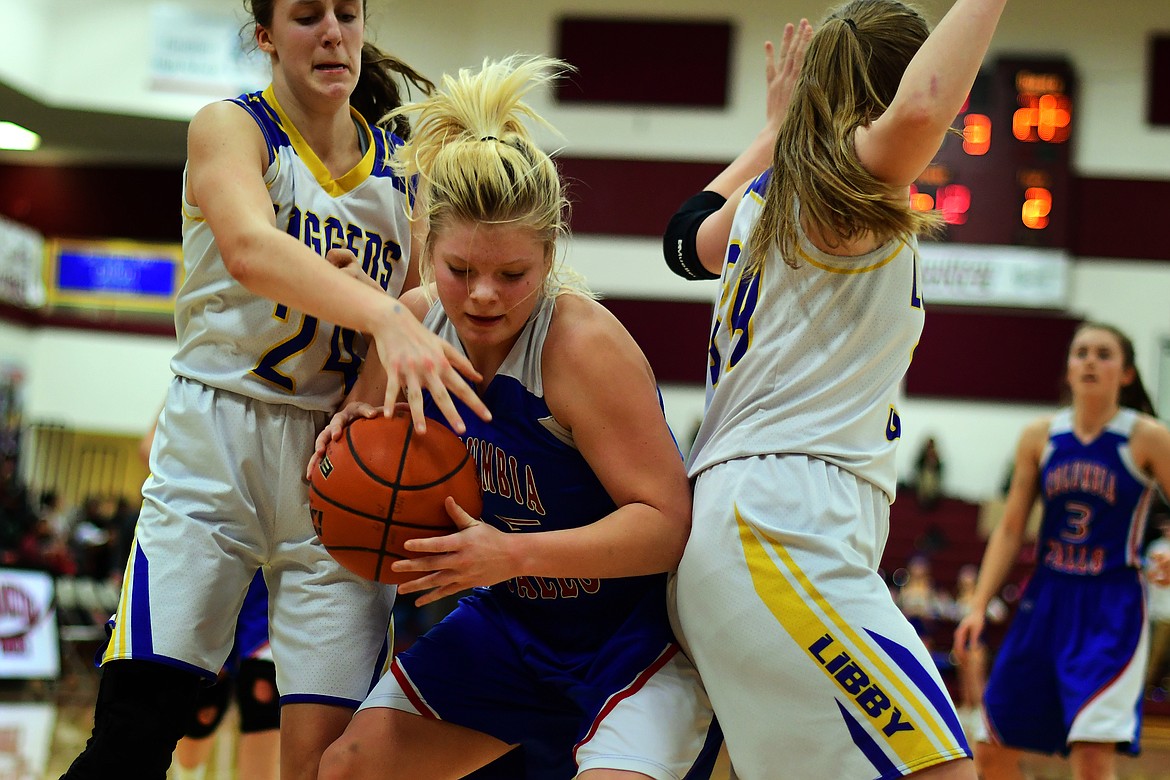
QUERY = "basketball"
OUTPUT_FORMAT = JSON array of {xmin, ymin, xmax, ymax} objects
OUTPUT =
[{"xmin": 308, "ymin": 408, "xmax": 482, "ymax": 585}]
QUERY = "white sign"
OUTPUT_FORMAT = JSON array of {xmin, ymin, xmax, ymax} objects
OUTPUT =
[
  {"xmin": 917, "ymin": 243, "xmax": 1069, "ymax": 309},
  {"xmin": 0, "ymin": 216, "xmax": 45, "ymax": 309},
  {"xmin": 0, "ymin": 703, "xmax": 55, "ymax": 780},
  {"xmin": 149, "ymin": 3, "xmax": 269, "ymax": 96},
  {"xmin": 0, "ymin": 570, "xmax": 58, "ymax": 680}
]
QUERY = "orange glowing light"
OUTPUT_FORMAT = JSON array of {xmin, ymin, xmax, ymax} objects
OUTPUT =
[
  {"xmin": 962, "ymin": 114, "xmax": 992, "ymax": 155},
  {"xmin": 1022, "ymin": 187, "xmax": 1052, "ymax": 229},
  {"xmin": 1013, "ymin": 93, "xmax": 1071, "ymax": 143},
  {"xmin": 909, "ymin": 190, "xmax": 935, "ymax": 212}
]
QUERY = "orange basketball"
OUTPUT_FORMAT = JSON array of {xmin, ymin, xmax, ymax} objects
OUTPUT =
[{"xmin": 308, "ymin": 409, "xmax": 482, "ymax": 585}]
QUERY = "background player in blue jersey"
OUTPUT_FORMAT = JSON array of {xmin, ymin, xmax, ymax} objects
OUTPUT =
[
  {"xmin": 310, "ymin": 55, "xmax": 721, "ymax": 780},
  {"xmin": 954, "ymin": 322, "xmax": 1170, "ymax": 779},
  {"xmin": 61, "ymin": 2, "xmax": 491, "ymax": 779},
  {"xmin": 659, "ymin": 1, "xmax": 1008, "ymax": 778}
]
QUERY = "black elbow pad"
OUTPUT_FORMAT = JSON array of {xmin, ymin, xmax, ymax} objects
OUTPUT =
[{"xmin": 662, "ymin": 191, "xmax": 727, "ymax": 281}]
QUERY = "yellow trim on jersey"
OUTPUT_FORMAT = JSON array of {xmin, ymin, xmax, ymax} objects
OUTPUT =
[
  {"xmin": 104, "ymin": 538, "xmax": 138, "ymax": 663},
  {"xmin": 796, "ymin": 239, "xmax": 907, "ymax": 275},
  {"xmin": 737, "ymin": 507, "xmax": 966, "ymax": 765},
  {"xmin": 262, "ymin": 86, "xmax": 375, "ymax": 197}
]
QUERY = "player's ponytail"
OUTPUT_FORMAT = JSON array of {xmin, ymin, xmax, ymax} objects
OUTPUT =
[
  {"xmin": 748, "ymin": 0, "xmax": 942, "ymax": 275},
  {"xmin": 351, "ymin": 42, "xmax": 435, "ymax": 138},
  {"xmin": 389, "ymin": 55, "xmax": 589, "ymax": 297}
]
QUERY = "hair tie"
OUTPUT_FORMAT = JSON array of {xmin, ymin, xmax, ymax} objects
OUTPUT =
[
  {"xmin": 844, "ymin": 18, "xmax": 858, "ymax": 32},
  {"xmin": 480, "ymin": 136, "xmax": 499, "ymax": 142}
]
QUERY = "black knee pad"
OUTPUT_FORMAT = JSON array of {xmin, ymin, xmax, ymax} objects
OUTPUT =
[
  {"xmin": 236, "ymin": 658, "xmax": 281, "ymax": 733},
  {"xmin": 60, "ymin": 659, "xmax": 201, "ymax": 779},
  {"xmin": 183, "ymin": 670, "xmax": 233, "ymax": 739}
]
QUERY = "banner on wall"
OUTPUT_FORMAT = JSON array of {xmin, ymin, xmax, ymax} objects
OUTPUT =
[
  {"xmin": 0, "ymin": 570, "xmax": 58, "ymax": 680},
  {"xmin": 918, "ymin": 243, "xmax": 1069, "ymax": 309},
  {"xmin": 43, "ymin": 238, "xmax": 183, "ymax": 315},
  {"xmin": 0, "ymin": 703, "xmax": 55, "ymax": 780},
  {"xmin": 0, "ymin": 216, "xmax": 46, "ymax": 309},
  {"xmin": 149, "ymin": 2, "xmax": 269, "ymax": 96}
]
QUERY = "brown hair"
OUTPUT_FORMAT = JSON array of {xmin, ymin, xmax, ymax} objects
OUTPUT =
[
  {"xmin": 1070, "ymin": 322, "xmax": 1156, "ymax": 416},
  {"xmin": 748, "ymin": 0, "xmax": 941, "ymax": 273},
  {"xmin": 244, "ymin": 0, "xmax": 434, "ymax": 136}
]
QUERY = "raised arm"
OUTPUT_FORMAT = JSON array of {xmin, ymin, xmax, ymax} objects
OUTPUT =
[
  {"xmin": 663, "ymin": 21, "xmax": 812, "ymax": 280},
  {"xmin": 856, "ymin": 0, "xmax": 1008, "ymax": 185},
  {"xmin": 185, "ymin": 102, "xmax": 488, "ymax": 430},
  {"xmin": 953, "ymin": 416, "xmax": 1046, "ymax": 658}
]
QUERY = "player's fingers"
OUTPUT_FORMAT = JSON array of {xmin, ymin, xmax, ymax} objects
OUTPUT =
[
  {"xmin": 424, "ymin": 373, "xmax": 466, "ymax": 435},
  {"xmin": 324, "ymin": 247, "xmax": 359, "ymax": 269},
  {"xmin": 403, "ymin": 374, "xmax": 427, "ymax": 433},
  {"xmin": 776, "ymin": 21, "xmax": 795, "ymax": 64},
  {"xmin": 395, "ymin": 570, "xmax": 446, "ymax": 595},
  {"xmin": 441, "ymin": 341, "xmax": 482, "ymax": 383},
  {"xmin": 443, "ymin": 496, "xmax": 480, "ymax": 529},
  {"xmin": 413, "ymin": 583, "xmax": 462, "ymax": 608},
  {"xmin": 382, "ymin": 373, "xmax": 403, "ymax": 418},
  {"xmin": 444, "ymin": 367, "xmax": 490, "ymax": 424},
  {"xmin": 792, "ymin": 19, "xmax": 813, "ymax": 71}
]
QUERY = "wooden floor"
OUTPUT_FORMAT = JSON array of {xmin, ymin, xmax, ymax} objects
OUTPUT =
[{"xmin": 18, "ymin": 672, "xmax": 1170, "ymax": 779}]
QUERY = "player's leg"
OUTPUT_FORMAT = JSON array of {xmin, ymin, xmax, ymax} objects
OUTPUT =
[
  {"xmin": 318, "ymin": 707, "xmax": 514, "ymax": 780},
  {"xmin": 1068, "ymin": 742, "xmax": 1118, "ymax": 780},
  {"xmin": 575, "ymin": 631, "xmax": 722, "ymax": 780},
  {"xmin": 675, "ymin": 456, "xmax": 972, "ymax": 780},
  {"xmin": 66, "ymin": 381, "xmax": 260, "ymax": 778},
  {"xmin": 972, "ymin": 742, "xmax": 1028, "ymax": 780},
  {"xmin": 265, "ymin": 402, "xmax": 398, "ymax": 780},
  {"xmin": 62, "ymin": 659, "xmax": 201, "ymax": 778},
  {"xmin": 236, "ymin": 658, "xmax": 280, "ymax": 780},
  {"xmin": 173, "ymin": 670, "xmax": 234, "ymax": 780}
]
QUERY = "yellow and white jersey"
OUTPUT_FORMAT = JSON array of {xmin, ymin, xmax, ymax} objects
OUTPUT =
[
  {"xmin": 687, "ymin": 170, "xmax": 925, "ymax": 500},
  {"xmin": 171, "ymin": 86, "xmax": 413, "ymax": 413}
]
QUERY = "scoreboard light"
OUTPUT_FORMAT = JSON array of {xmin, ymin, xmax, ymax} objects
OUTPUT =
[
  {"xmin": 962, "ymin": 114, "xmax": 992, "ymax": 156},
  {"xmin": 913, "ymin": 57, "xmax": 1074, "ymax": 248}
]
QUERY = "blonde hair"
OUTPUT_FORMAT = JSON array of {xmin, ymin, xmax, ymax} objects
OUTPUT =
[
  {"xmin": 388, "ymin": 55, "xmax": 591, "ymax": 298},
  {"xmin": 748, "ymin": 0, "xmax": 942, "ymax": 273}
]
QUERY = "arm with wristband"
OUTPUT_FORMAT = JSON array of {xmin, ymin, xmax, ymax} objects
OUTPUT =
[{"xmin": 662, "ymin": 20, "xmax": 812, "ymax": 279}]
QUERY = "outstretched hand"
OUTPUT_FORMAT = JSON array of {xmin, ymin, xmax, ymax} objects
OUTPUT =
[
  {"xmin": 392, "ymin": 497, "xmax": 518, "ymax": 607},
  {"xmin": 372, "ymin": 306, "xmax": 491, "ymax": 435},
  {"xmin": 763, "ymin": 19, "xmax": 813, "ymax": 132},
  {"xmin": 325, "ymin": 246, "xmax": 491, "ymax": 435}
]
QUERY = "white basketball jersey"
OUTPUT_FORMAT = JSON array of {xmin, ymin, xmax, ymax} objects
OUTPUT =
[
  {"xmin": 687, "ymin": 171, "xmax": 925, "ymax": 499},
  {"xmin": 172, "ymin": 87, "xmax": 414, "ymax": 412}
]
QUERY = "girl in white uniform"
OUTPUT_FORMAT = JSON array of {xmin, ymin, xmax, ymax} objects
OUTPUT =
[
  {"xmin": 662, "ymin": 1, "xmax": 1009, "ymax": 778},
  {"xmin": 61, "ymin": 2, "xmax": 488, "ymax": 779}
]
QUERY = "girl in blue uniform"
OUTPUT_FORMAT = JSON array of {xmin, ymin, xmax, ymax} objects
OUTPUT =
[
  {"xmin": 955, "ymin": 322, "xmax": 1170, "ymax": 779},
  {"xmin": 310, "ymin": 56, "xmax": 722, "ymax": 780}
]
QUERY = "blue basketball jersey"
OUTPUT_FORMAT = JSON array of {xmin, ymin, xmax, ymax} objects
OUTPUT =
[
  {"xmin": 1036, "ymin": 408, "xmax": 1156, "ymax": 576},
  {"xmin": 422, "ymin": 295, "xmax": 671, "ymax": 649}
]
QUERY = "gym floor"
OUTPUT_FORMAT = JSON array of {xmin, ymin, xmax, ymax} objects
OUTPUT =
[{"xmin": 18, "ymin": 669, "xmax": 1170, "ymax": 780}]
